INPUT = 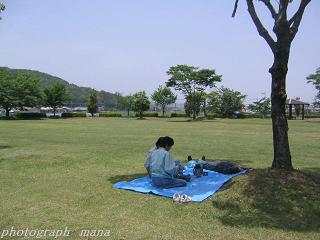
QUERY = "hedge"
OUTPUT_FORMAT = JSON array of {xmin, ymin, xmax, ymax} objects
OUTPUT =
[
  {"xmin": 48, "ymin": 115, "xmax": 61, "ymax": 119},
  {"xmin": 0, "ymin": 116, "xmax": 16, "ymax": 120},
  {"xmin": 135, "ymin": 112, "xmax": 159, "ymax": 117},
  {"xmin": 14, "ymin": 112, "xmax": 46, "ymax": 120},
  {"xmin": 170, "ymin": 113, "xmax": 188, "ymax": 118},
  {"xmin": 305, "ymin": 115, "xmax": 320, "ymax": 119},
  {"xmin": 100, "ymin": 112, "xmax": 122, "ymax": 117},
  {"xmin": 242, "ymin": 113, "xmax": 269, "ymax": 119},
  {"xmin": 206, "ymin": 114, "xmax": 221, "ymax": 120},
  {"xmin": 61, "ymin": 112, "xmax": 86, "ymax": 118}
]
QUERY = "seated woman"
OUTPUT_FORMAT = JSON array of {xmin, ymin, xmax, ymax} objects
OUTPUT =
[
  {"xmin": 150, "ymin": 136, "xmax": 187, "ymax": 188},
  {"xmin": 144, "ymin": 137, "xmax": 163, "ymax": 177}
]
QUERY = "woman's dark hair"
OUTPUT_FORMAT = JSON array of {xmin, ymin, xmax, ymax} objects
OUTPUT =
[
  {"xmin": 155, "ymin": 137, "xmax": 164, "ymax": 148},
  {"xmin": 158, "ymin": 136, "xmax": 174, "ymax": 148}
]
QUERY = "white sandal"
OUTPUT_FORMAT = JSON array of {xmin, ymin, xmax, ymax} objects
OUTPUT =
[
  {"xmin": 173, "ymin": 193, "xmax": 181, "ymax": 203},
  {"xmin": 180, "ymin": 194, "xmax": 192, "ymax": 203}
]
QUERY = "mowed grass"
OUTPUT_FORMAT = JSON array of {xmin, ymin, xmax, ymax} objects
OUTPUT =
[{"xmin": 0, "ymin": 118, "xmax": 319, "ymax": 240}]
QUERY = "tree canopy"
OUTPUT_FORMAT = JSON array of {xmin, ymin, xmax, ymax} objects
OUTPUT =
[
  {"xmin": 248, "ymin": 96, "xmax": 271, "ymax": 118},
  {"xmin": 116, "ymin": 94, "xmax": 134, "ymax": 117},
  {"xmin": 166, "ymin": 65, "xmax": 221, "ymax": 95},
  {"xmin": 207, "ymin": 87, "xmax": 246, "ymax": 118},
  {"xmin": 151, "ymin": 85, "xmax": 177, "ymax": 117},
  {"xmin": 184, "ymin": 92, "xmax": 203, "ymax": 118},
  {"xmin": 0, "ymin": 68, "xmax": 42, "ymax": 117},
  {"xmin": 87, "ymin": 92, "xmax": 98, "ymax": 117},
  {"xmin": 307, "ymin": 67, "xmax": 320, "ymax": 107},
  {"xmin": 44, "ymin": 83, "xmax": 69, "ymax": 116},
  {"xmin": 0, "ymin": 3, "xmax": 5, "ymax": 20},
  {"xmin": 132, "ymin": 91, "xmax": 150, "ymax": 119},
  {"xmin": 166, "ymin": 64, "xmax": 222, "ymax": 119}
]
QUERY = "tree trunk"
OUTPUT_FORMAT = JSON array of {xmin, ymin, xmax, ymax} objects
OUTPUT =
[
  {"xmin": 192, "ymin": 94, "xmax": 196, "ymax": 120},
  {"xmin": 191, "ymin": 87, "xmax": 196, "ymax": 120},
  {"xmin": 53, "ymin": 108, "xmax": 56, "ymax": 117},
  {"xmin": 127, "ymin": 109, "xmax": 130, "ymax": 118},
  {"xmin": 140, "ymin": 111, "xmax": 143, "ymax": 119},
  {"xmin": 270, "ymin": 44, "xmax": 293, "ymax": 170},
  {"xmin": 241, "ymin": 0, "xmax": 312, "ymax": 170},
  {"xmin": 5, "ymin": 107, "xmax": 10, "ymax": 118},
  {"xmin": 203, "ymin": 98, "xmax": 207, "ymax": 118},
  {"xmin": 162, "ymin": 106, "xmax": 165, "ymax": 117}
]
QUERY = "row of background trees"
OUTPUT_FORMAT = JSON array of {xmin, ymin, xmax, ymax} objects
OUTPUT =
[
  {"xmin": 2, "ymin": 64, "xmax": 320, "ymax": 119},
  {"xmin": 0, "ymin": 68, "xmax": 69, "ymax": 117}
]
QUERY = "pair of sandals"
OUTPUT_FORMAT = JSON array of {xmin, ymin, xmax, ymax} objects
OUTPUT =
[{"xmin": 173, "ymin": 193, "xmax": 192, "ymax": 203}]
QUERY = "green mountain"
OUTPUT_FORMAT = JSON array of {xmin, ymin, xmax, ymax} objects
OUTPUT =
[{"xmin": 0, "ymin": 67, "xmax": 118, "ymax": 109}]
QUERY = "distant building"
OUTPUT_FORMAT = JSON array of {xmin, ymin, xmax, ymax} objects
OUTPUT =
[
  {"xmin": 285, "ymin": 98, "xmax": 310, "ymax": 120},
  {"xmin": 72, "ymin": 107, "xmax": 88, "ymax": 112}
]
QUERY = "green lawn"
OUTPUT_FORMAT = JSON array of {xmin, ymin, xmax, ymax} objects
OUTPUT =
[{"xmin": 0, "ymin": 118, "xmax": 319, "ymax": 240}]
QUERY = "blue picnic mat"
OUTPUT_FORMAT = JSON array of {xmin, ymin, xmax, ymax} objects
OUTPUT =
[{"xmin": 113, "ymin": 168, "xmax": 246, "ymax": 202}]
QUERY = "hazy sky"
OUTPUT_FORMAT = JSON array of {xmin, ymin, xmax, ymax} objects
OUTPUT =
[{"xmin": 0, "ymin": 0, "xmax": 319, "ymax": 103}]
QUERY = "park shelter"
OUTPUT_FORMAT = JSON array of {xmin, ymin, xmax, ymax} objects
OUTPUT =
[{"xmin": 286, "ymin": 99, "xmax": 310, "ymax": 120}]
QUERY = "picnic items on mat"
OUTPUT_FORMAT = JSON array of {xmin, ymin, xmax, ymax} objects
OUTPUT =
[
  {"xmin": 193, "ymin": 164, "xmax": 203, "ymax": 177},
  {"xmin": 186, "ymin": 155, "xmax": 244, "ymax": 174}
]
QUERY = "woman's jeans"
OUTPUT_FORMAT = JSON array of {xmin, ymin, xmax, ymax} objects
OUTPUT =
[{"xmin": 151, "ymin": 176, "xmax": 187, "ymax": 188}]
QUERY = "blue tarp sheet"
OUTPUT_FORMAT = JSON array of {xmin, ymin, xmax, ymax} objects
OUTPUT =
[{"xmin": 113, "ymin": 168, "xmax": 246, "ymax": 202}]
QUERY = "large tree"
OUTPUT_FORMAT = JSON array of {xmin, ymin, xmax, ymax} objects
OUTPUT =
[
  {"xmin": 44, "ymin": 83, "xmax": 69, "ymax": 116},
  {"xmin": 307, "ymin": 67, "xmax": 320, "ymax": 107},
  {"xmin": 0, "ymin": 69, "xmax": 43, "ymax": 117},
  {"xmin": 166, "ymin": 65, "xmax": 222, "ymax": 120},
  {"xmin": 232, "ymin": 0, "xmax": 312, "ymax": 170},
  {"xmin": 132, "ymin": 91, "xmax": 150, "ymax": 119},
  {"xmin": 151, "ymin": 85, "xmax": 177, "ymax": 117}
]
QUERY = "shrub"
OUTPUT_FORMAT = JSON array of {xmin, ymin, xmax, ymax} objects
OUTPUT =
[
  {"xmin": 243, "ymin": 112, "xmax": 271, "ymax": 119},
  {"xmin": 100, "ymin": 112, "xmax": 122, "ymax": 117},
  {"xmin": 14, "ymin": 112, "xmax": 46, "ymax": 120},
  {"xmin": 305, "ymin": 115, "xmax": 320, "ymax": 119},
  {"xmin": 0, "ymin": 116, "xmax": 16, "ymax": 120},
  {"xmin": 307, "ymin": 112, "xmax": 320, "ymax": 117},
  {"xmin": 206, "ymin": 114, "xmax": 221, "ymax": 120},
  {"xmin": 135, "ymin": 112, "xmax": 158, "ymax": 117},
  {"xmin": 170, "ymin": 112, "xmax": 188, "ymax": 118},
  {"xmin": 48, "ymin": 115, "xmax": 61, "ymax": 119},
  {"xmin": 61, "ymin": 112, "xmax": 86, "ymax": 118}
]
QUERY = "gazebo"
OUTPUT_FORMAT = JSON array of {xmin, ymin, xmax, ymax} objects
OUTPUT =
[{"xmin": 286, "ymin": 99, "xmax": 310, "ymax": 120}]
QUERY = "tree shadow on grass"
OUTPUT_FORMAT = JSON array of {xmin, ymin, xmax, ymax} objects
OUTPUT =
[
  {"xmin": 208, "ymin": 158, "xmax": 255, "ymax": 166},
  {"xmin": 217, "ymin": 179, "xmax": 236, "ymax": 192},
  {"xmin": 0, "ymin": 145, "xmax": 11, "ymax": 149},
  {"xmin": 108, "ymin": 173, "xmax": 147, "ymax": 184},
  {"xmin": 168, "ymin": 118, "xmax": 219, "ymax": 123},
  {"xmin": 167, "ymin": 119, "xmax": 192, "ymax": 123},
  {"xmin": 212, "ymin": 168, "xmax": 320, "ymax": 232}
]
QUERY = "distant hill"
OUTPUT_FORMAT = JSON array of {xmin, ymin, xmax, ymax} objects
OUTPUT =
[{"xmin": 0, "ymin": 67, "xmax": 118, "ymax": 109}]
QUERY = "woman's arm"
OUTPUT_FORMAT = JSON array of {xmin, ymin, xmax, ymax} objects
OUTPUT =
[{"xmin": 163, "ymin": 152, "xmax": 178, "ymax": 177}]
